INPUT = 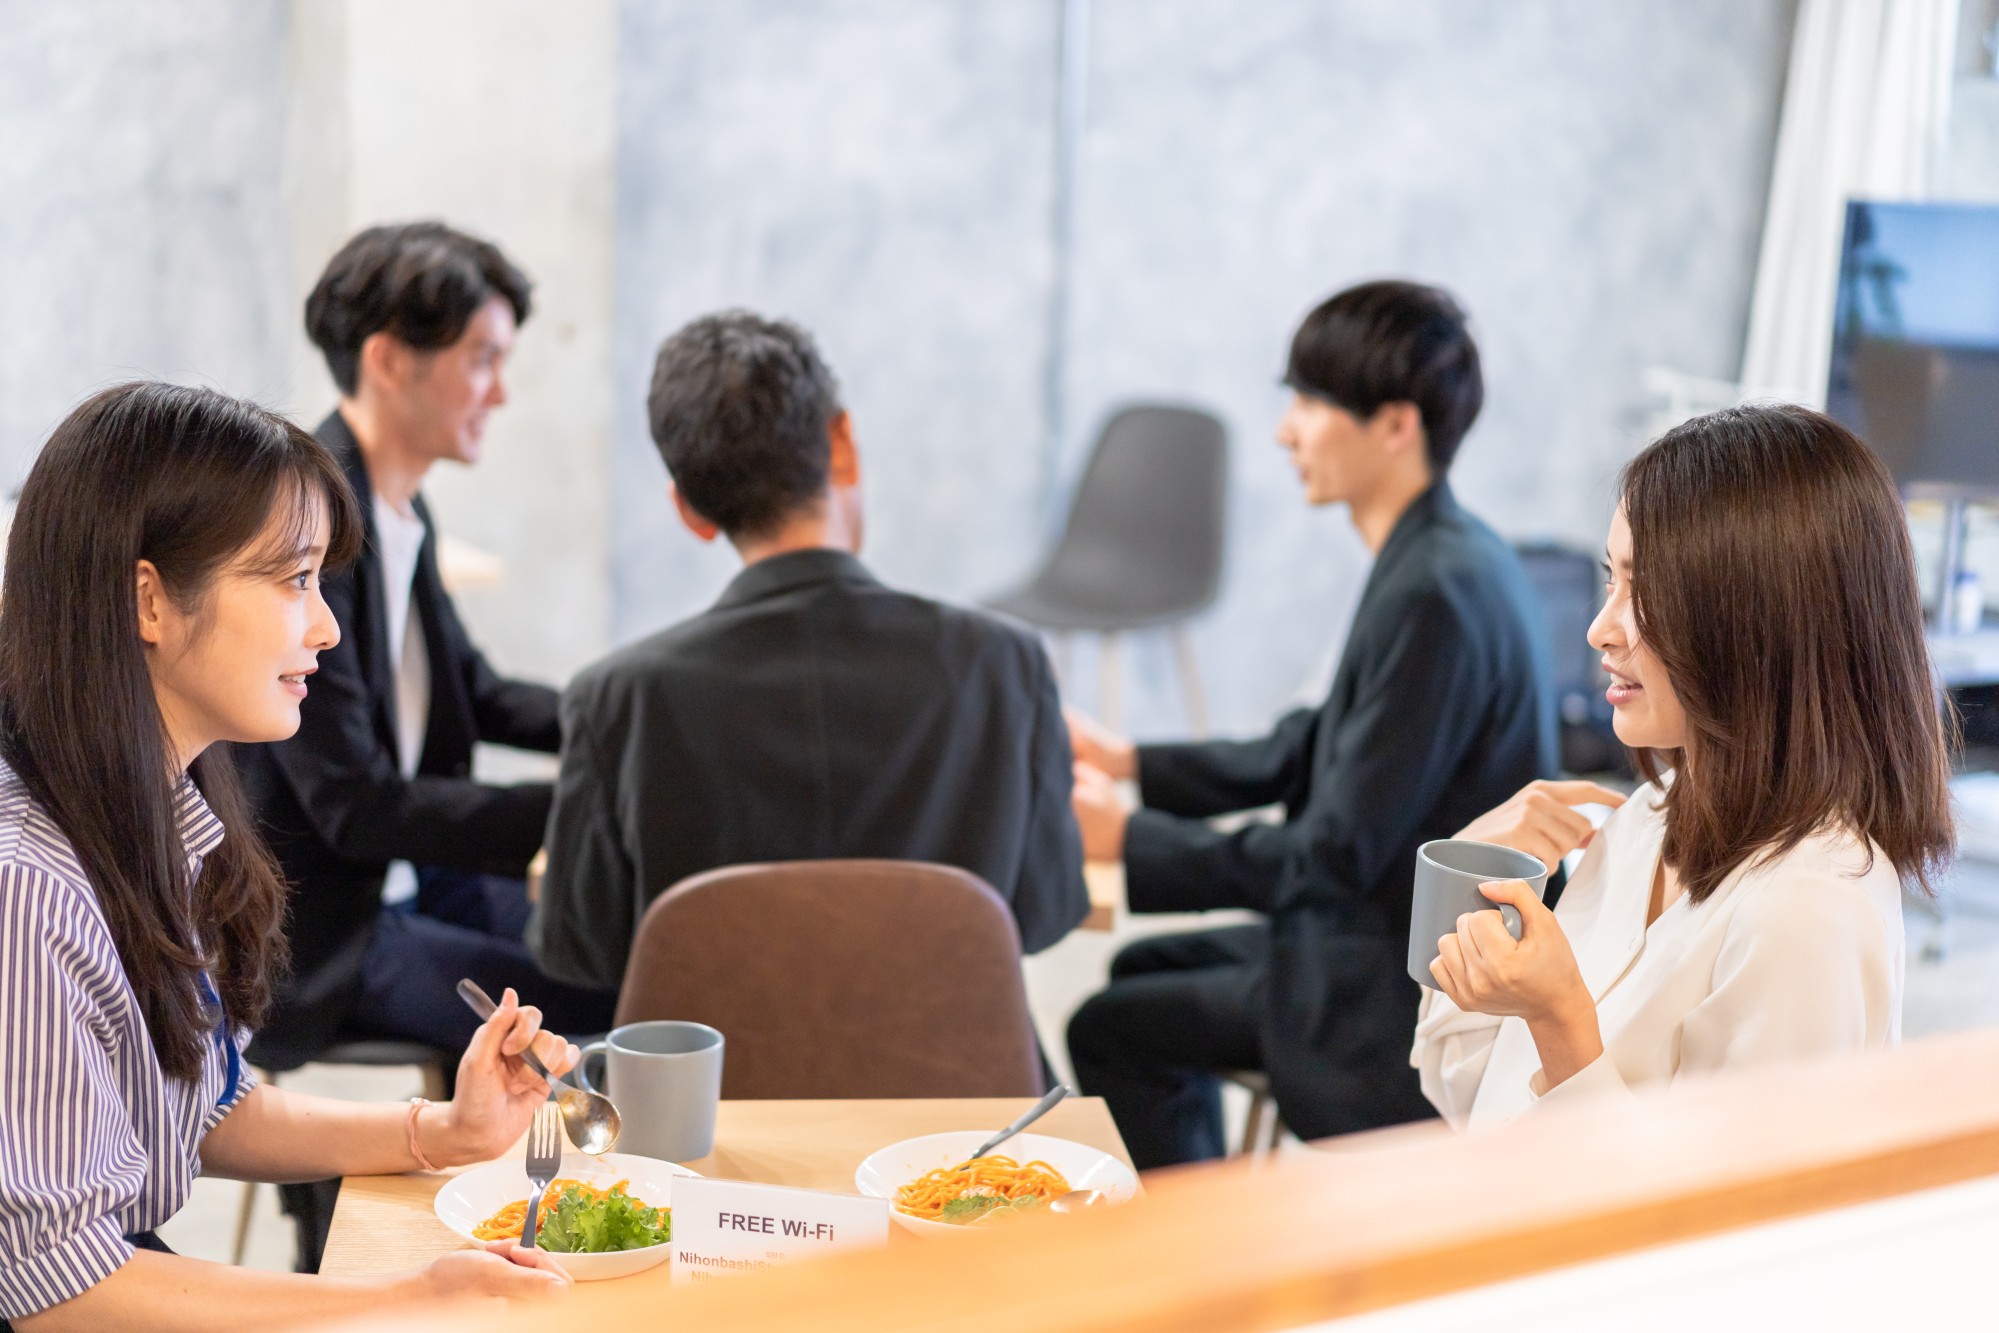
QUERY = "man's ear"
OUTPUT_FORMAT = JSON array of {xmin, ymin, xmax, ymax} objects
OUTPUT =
[
  {"xmin": 135, "ymin": 559, "xmax": 169, "ymax": 649},
  {"xmin": 356, "ymin": 331, "xmax": 406, "ymax": 394},
  {"xmin": 827, "ymin": 410, "xmax": 861, "ymax": 489},
  {"xmin": 1369, "ymin": 401, "xmax": 1427, "ymax": 462},
  {"xmin": 670, "ymin": 484, "xmax": 721, "ymax": 543},
  {"xmin": 1382, "ymin": 401, "xmax": 1422, "ymax": 448}
]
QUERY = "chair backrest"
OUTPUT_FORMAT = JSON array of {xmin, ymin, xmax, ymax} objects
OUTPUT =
[
  {"xmin": 1513, "ymin": 542, "xmax": 1628, "ymax": 776},
  {"xmin": 1512, "ymin": 543, "xmax": 1601, "ymax": 704},
  {"xmin": 1037, "ymin": 404, "xmax": 1229, "ymax": 625},
  {"xmin": 614, "ymin": 860, "xmax": 1043, "ymax": 1099}
]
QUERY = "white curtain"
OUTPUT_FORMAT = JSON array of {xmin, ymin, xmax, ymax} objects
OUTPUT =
[{"xmin": 1738, "ymin": 0, "xmax": 1960, "ymax": 405}]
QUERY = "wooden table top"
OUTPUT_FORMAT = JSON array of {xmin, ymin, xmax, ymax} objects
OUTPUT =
[
  {"xmin": 319, "ymin": 1096, "xmax": 1132, "ymax": 1281},
  {"xmin": 1083, "ymin": 860, "xmax": 1121, "ymax": 931}
]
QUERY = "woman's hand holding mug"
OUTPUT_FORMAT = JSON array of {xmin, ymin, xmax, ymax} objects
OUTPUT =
[{"xmin": 1431, "ymin": 880, "xmax": 1603, "ymax": 1090}]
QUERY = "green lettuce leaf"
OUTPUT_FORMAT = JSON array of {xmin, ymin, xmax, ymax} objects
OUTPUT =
[{"xmin": 535, "ymin": 1183, "xmax": 671, "ymax": 1253}]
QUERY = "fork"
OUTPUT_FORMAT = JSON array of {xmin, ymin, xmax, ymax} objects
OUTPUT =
[{"xmin": 519, "ymin": 1102, "xmax": 563, "ymax": 1249}]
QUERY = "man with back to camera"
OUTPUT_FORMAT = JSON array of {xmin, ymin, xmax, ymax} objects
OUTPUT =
[
  {"xmin": 234, "ymin": 222, "xmax": 617, "ymax": 1265},
  {"xmin": 1065, "ymin": 281, "xmax": 1559, "ymax": 1169},
  {"xmin": 529, "ymin": 310, "xmax": 1089, "ymax": 994}
]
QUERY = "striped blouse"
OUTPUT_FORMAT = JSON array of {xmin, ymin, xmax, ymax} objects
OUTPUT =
[{"xmin": 0, "ymin": 760, "xmax": 255, "ymax": 1320}]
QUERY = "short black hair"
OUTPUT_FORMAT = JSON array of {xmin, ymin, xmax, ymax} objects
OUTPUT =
[
  {"xmin": 1284, "ymin": 280, "xmax": 1484, "ymax": 473},
  {"xmin": 305, "ymin": 222, "xmax": 532, "ymax": 395},
  {"xmin": 646, "ymin": 311, "xmax": 843, "ymax": 539}
]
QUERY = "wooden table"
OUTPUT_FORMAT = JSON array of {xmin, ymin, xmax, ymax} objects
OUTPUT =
[
  {"xmin": 1083, "ymin": 860, "xmax": 1122, "ymax": 931},
  {"xmin": 319, "ymin": 1096, "xmax": 1133, "ymax": 1281}
]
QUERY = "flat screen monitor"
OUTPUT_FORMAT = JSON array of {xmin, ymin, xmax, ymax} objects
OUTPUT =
[{"xmin": 1826, "ymin": 200, "xmax": 1999, "ymax": 495}]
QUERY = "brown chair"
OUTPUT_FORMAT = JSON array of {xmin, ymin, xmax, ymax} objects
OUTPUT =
[{"xmin": 615, "ymin": 860, "xmax": 1044, "ymax": 1099}]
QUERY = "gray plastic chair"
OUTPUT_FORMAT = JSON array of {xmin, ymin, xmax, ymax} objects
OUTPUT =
[{"xmin": 987, "ymin": 404, "xmax": 1228, "ymax": 732}]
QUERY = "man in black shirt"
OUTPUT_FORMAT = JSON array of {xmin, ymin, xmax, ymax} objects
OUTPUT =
[
  {"xmin": 239, "ymin": 224, "xmax": 616, "ymax": 1071},
  {"xmin": 1066, "ymin": 282, "xmax": 1558, "ymax": 1167},
  {"xmin": 530, "ymin": 311, "xmax": 1088, "ymax": 991},
  {"xmin": 235, "ymin": 222, "xmax": 618, "ymax": 1268}
]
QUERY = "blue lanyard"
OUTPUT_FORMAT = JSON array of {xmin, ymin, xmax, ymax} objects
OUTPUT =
[{"xmin": 196, "ymin": 972, "xmax": 240, "ymax": 1110}]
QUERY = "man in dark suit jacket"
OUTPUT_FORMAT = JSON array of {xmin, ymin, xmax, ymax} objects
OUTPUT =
[
  {"xmin": 530, "ymin": 311, "xmax": 1088, "ymax": 992},
  {"xmin": 236, "ymin": 223, "xmax": 616, "ymax": 1077},
  {"xmin": 1066, "ymin": 282, "xmax": 1558, "ymax": 1168}
]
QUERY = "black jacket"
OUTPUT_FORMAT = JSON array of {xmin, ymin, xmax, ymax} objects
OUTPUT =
[
  {"xmin": 1124, "ymin": 483, "xmax": 1557, "ymax": 1140},
  {"xmin": 235, "ymin": 411, "xmax": 561, "ymax": 1067},
  {"xmin": 529, "ymin": 548, "xmax": 1089, "ymax": 991}
]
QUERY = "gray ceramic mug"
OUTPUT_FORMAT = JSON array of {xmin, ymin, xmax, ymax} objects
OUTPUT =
[
  {"xmin": 576, "ymin": 1020, "xmax": 725, "ymax": 1162},
  {"xmin": 1407, "ymin": 839, "xmax": 1552, "ymax": 989}
]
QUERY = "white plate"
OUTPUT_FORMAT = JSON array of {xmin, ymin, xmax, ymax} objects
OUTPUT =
[
  {"xmin": 853, "ymin": 1131, "xmax": 1140, "ymax": 1236},
  {"xmin": 433, "ymin": 1152, "xmax": 700, "ymax": 1281}
]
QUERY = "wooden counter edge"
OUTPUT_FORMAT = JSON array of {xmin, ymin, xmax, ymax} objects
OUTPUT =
[{"xmin": 307, "ymin": 1024, "xmax": 1999, "ymax": 1333}]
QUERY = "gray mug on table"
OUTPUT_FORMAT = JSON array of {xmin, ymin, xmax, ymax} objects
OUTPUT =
[
  {"xmin": 576, "ymin": 1020, "xmax": 725, "ymax": 1162},
  {"xmin": 1407, "ymin": 839, "xmax": 1551, "ymax": 989}
]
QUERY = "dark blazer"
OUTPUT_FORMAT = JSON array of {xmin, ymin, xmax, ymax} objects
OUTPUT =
[
  {"xmin": 530, "ymin": 548, "xmax": 1089, "ymax": 992},
  {"xmin": 235, "ymin": 411, "xmax": 561, "ymax": 1067},
  {"xmin": 1125, "ymin": 483, "xmax": 1557, "ymax": 1140}
]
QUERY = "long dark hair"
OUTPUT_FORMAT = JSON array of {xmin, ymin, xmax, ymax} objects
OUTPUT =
[
  {"xmin": 0, "ymin": 383, "xmax": 362, "ymax": 1080},
  {"xmin": 1622, "ymin": 403, "xmax": 1953, "ymax": 903}
]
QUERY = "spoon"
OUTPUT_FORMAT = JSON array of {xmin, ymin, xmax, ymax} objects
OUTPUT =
[
  {"xmin": 965, "ymin": 1083, "xmax": 1072, "ymax": 1162},
  {"xmin": 456, "ymin": 978, "xmax": 622, "ymax": 1155},
  {"xmin": 1045, "ymin": 1190, "xmax": 1106, "ymax": 1215}
]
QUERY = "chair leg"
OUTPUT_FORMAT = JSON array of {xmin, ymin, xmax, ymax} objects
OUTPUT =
[
  {"xmin": 1100, "ymin": 632, "xmax": 1124, "ymax": 734},
  {"xmin": 229, "ymin": 1180, "xmax": 258, "ymax": 1266},
  {"xmin": 421, "ymin": 1060, "xmax": 449, "ymax": 1103},
  {"xmin": 230, "ymin": 1066, "xmax": 278, "ymax": 1266},
  {"xmin": 1170, "ymin": 624, "xmax": 1209, "ymax": 739},
  {"xmin": 1239, "ymin": 1087, "xmax": 1269, "ymax": 1159}
]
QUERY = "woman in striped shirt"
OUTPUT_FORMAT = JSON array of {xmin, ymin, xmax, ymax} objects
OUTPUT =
[{"xmin": 0, "ymin": 384, "xmax": 575, "ymax": 1329}]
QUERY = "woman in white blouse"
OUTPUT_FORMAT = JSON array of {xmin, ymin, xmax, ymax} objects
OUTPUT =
[{"xmin": 1411, "ymin": 403, "xmax": 1953, "ymax": 1130}]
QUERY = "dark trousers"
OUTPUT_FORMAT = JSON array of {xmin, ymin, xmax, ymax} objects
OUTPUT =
[
  {"xmin": 344, "ymin": 870, "xmax": 619, "ymax": 1051},
  {"xmin": 1065, "ymin": 922, "xmax": 1267, "ymax": 1171},
  {"xmin": 279, "ymin": 870, "xmax": 618, "ymax": 1271}
]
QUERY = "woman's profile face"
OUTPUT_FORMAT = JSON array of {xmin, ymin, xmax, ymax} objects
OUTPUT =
[
  {"xmin": 139, "ymin": 491, "xmax": 341, "ymax": 767},
  {"xmin": 1587, "ymin": 504, "xmax": 1689, "ymax": 751}
]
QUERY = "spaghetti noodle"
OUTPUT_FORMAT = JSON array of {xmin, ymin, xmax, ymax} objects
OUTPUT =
[
  {"xmin": 473, "ymin": 1177, "xmax": 625, "ymax": 1241},
  {"xmin": 893, "ymin": 1155, "xmax": 1071, "ymax": 1224}
]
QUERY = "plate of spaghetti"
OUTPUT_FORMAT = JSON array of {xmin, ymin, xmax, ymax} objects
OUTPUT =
[
  {"xmin": 433, "ymin": 1152, "xmax": 700, "ymax": 1280},
  {"xmin": 854, "ymin": 1132, "xmax": 1139, "ymax": 1235}
]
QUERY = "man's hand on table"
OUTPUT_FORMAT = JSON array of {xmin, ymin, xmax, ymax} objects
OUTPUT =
[
  {"xmin": 1072, "ymin": 760, "xmax": 1130, "ymax": 862},
  {"xmin": 1065, "ymin": 707, "xmax": 1136, "ymax": 782}
]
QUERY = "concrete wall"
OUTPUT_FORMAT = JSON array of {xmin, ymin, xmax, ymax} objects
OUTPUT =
[
  {"xmin": 611, "ymin": 0, "xmax": 1797, "ymax": 738},
  {"xmin": 1061, "ymin": 0, "xmax": 1797, "ymax": 733},
  {"xmin": 0, "ymin": 1, "xmax": 1798, "ymax": 739},
  {"xmin": 288, "ymin": 0, "xmax": 617, "ymax": 687},
  {"xmin": 0, "ymin": 0, "xmax": 615, "ymax": 691},
  {"xmin": 0, "ymin": 0, "xmax": 292, "ymax": 485},
  {"xmin": 611, "ymin": 1, "xmax": 1062, "ymax": 642}
]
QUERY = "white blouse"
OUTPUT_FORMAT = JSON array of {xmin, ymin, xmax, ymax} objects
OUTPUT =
[{"xmin": 1410, "ymin": 781, "xmax": 1905, "ymax": 1131}]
